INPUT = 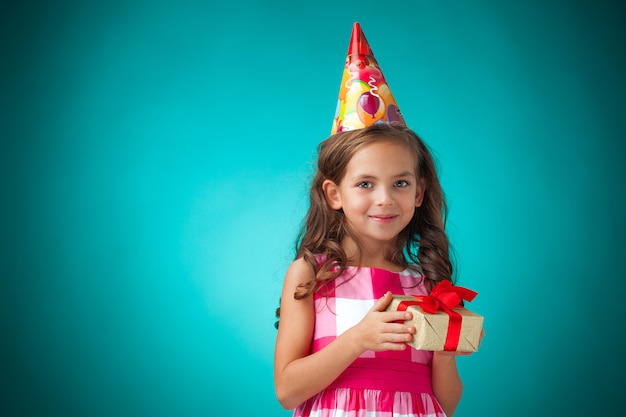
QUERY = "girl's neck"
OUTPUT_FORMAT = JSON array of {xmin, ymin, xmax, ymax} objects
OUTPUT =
[{"xmin": 342, "ymin": 236, "xmax": 404, "ymax": 272}]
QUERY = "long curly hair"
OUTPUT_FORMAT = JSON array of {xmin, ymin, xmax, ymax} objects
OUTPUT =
[{"xmin": 275, "ymin": 123, "xmax": 454, "ymax": 327}]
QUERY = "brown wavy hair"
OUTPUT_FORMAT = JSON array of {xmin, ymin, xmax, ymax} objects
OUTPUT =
[{"xmin": 275, "ymin": 123, "xmax": 454, "ymax": 327}]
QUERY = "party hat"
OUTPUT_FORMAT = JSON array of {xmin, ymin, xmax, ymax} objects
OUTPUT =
[{"xmin": 331, "ymin": 22, "xmax": 406, "ymax": 134}]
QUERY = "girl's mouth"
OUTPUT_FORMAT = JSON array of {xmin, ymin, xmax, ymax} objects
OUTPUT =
[{"xmin": 370, "ymin": 214, "xmax": 397, "ymax": 223}]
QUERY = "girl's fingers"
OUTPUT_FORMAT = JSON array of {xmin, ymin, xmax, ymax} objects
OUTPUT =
[
  {"xmin": 382, "ymin": 331, "xmax": 413, "ymax": 348},
  {"xmin": 392, "ymin": 311, "xmax": 413, "ymax": 321},
  {"xmin": 386, "ymin": 322, "xmax": 414, "ymax": 334},
  {"xmin": 372, "ymin": 292, "xmax": 413, "ymax": 321},
  {"xmin": 371, "ymin": 291, "xmax": 393, "ymax": 311},
  {"xmin": 378, "ymin": 342, "xmax": 407, "ymax": 351}
]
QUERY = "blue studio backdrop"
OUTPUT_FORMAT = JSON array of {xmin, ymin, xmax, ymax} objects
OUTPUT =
[{"xmin": 2, "ymin": 1, "xmax": 625, "ymax": 416}]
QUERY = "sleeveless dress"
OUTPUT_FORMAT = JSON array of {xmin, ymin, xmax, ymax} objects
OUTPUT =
[{"xmin": 293, "ymin": 263, "xmax": 447, "ymax": 417}]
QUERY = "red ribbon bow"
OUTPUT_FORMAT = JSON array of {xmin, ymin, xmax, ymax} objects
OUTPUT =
[{"xmin": 397, "ymin": 281, "xmax": 478, "ymax": 351}]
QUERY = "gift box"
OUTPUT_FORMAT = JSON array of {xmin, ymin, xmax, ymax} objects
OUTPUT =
[{"xmin": 386, "ymin": 282, "xmax": 484, "ymax": 352}]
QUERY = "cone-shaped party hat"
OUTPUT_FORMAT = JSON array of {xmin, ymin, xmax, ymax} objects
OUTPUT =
[{"xmin": 331, "ymin": 22, "xmax": 406, "ymax": 134}]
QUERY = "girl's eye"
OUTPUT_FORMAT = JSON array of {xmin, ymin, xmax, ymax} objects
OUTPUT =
[
  {"xmin": 357, "ymin": 181, "xmax": 372, "ymax": 188},
  {"xmin": 395, "ymin": 180, "xmax": 409, "ymax": 187}
]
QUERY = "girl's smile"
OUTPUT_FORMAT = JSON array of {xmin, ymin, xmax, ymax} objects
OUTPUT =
[{"xmin": 369, "ymin": 213, "xmax": 398, "ymax": 223}]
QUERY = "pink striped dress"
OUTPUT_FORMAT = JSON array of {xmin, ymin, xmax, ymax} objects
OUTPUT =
[{"xmin": 293, "ymin": 264, "xmax": 447, "ymax": 417}]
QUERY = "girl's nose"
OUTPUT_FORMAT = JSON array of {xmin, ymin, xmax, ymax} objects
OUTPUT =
[{"xmin": 375, "ymin": 187, "xmax": 394, "ymax": 205}]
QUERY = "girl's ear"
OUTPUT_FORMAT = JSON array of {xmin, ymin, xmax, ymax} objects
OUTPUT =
[
  {"xmin": 415, "ymin": 178, "xmax": 426, "ymax": 207},
  {"xmin": 322, "ymin": 179, "xmax": 342, "ymax": 210}
]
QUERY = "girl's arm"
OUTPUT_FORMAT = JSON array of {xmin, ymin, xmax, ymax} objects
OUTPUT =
[
  {"xmin": 273, "ymin": 257, "xmax": 414, "ymax": 410},
  {"xmin": 431, "ymin": 328, "xmax": 484, "ymax": 416},
  {"xmin": 431, "ymin": 352, "xmax": 463, "ymax": 416}
]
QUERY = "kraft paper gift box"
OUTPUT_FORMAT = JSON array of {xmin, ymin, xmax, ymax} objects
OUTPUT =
[{"xmin": 386, "ymin": 289, "xmax": 484, "ymax": 353}]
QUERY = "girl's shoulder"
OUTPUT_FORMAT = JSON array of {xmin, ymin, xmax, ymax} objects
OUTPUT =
[
  {"xmin": 403, "ymin": 263, "xmax": 424, "ymax": 277},
  {"xmin": 288, "ymin": 256, "xmax": 316, "ymax": 274},
  {"xmin": 399, "ymin": 264, "xmax": 432, "ymax": 293},
  {"xmin": 283, "ymin": 257, "xmax": 315, "ymax": 287}
]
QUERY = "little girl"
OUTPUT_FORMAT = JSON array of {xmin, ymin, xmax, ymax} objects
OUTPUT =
[{"xmin": 274, "ymin": 123, "xmax": 478, "ymax": 417}]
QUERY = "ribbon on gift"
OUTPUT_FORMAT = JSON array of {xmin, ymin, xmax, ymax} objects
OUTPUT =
[{"xmin": 397, "ymin": 281, "xmax": 478, "ymax": 351}]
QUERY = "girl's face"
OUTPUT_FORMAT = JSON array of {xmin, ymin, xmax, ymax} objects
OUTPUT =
[{"xmin": 323, "ymin": 139, "xmax": 425, "ymax": 250}]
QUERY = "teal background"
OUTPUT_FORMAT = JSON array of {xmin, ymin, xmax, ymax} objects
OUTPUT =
[{"xmin": 2, "ymin": 0, "xmax": 624, "ymax": 416}]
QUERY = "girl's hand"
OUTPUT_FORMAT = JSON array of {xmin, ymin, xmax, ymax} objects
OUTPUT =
[
  {"xmin": 434, "ymin": 328, "xmax": 486, "ymax": 357},
  {"xmin": 347, "ymin": 291, "xmax": 415, "ymax": 353}
]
